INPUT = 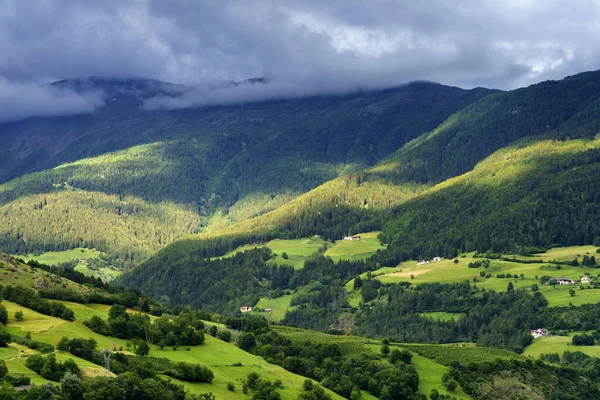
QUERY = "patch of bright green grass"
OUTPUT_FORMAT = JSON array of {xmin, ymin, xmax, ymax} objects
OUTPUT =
[
  {"xmin": 0, "ymin": 253, "xmax": 87, "ymax": 292},
  {"xmin": 253, "ymin": 295, "xmax": 295, "ymax": 322},
  {"xmin": 324, "ymin": 232, "xmax": 385, "ymax": 262},
  {"xmin": 153, "ymin": 335, "xmax": 343, "ymax": 400},
  {"xmin": 524, "ymin": 334, "xmax": 600, "ymax": 358},
  {"xmin": 274, "ymin": 326, "xmax": 379, "ymax": 356},
  {"xmin": 0, "ymin": 347, "xmax": 17, "ymax": 360},
  {"xmin": 399, "ymin": 343, "xmax": 524, "ymax": 366},
  {"xmin": 74, "ymin": 264, "xmax": 121, "ymax": 282},
  {"xmin": 5, "ymin": 358, "xmax": 52, "ymax": 385},
  {"xmin": 16, "ymin": 248, "xmax": 101, "ymax": 265},
  {"xmin": 410, "ymin": 352, "xmax": 470, "ymax": 399},
  {"xmin": 420, "ymin": 312, "xmax": 465, "ymax": 321},
  {"xmin": 3, "ymin": 300, "xmax": 69, "ymax": 334},
  {"xmin": 217, "ymin": 237, "xmax": 328, "ymax": 269},
  {"xmin": 539, "ymin": 286, "xmax": 600, "ymax": 307}
]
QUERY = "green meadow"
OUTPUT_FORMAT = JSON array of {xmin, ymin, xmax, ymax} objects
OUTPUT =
[
  {"xmin": 343, "ymin": 247, "xmax": 600, "ymax": 307},
  {"xmin": 150, "ymin": 335, "xmax": 343, "ymax": 400},
  {"xmin": 15, "ymin": 248, "xmax": 102, "ymax": 265},
  {"xmin": 523, "ymin": 334, "xmax": 600, "ymax": 358},
  {"xmin": 409, "ymin": 352, "xmax": 471, "ymax": 399},
  {"xmin": 12, "ymin": 247, "xmax": 121, "ymax": 282},
  {"xmin": 324, "ymin": 231, "xmax": 385, "ymax": 262},
  {"xmin": 2, "ymin": 300, "xmax": 341, "ymax": 399},
  {"xmin": 218, "ymin": 237, "xmax": 328, "ymax": 269},
  {"xmin": 253, "ymin": 294, "xmax": 295, "ymax": 321}
]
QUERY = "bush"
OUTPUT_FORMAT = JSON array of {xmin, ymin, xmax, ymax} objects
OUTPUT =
[
  {"xmin": 572, "ymin": 334, "xmax": 595, "ymax": 346},
  {"xmin": 14, "ymin": 310, "xmax": 24, "ymax": 321},
  {"xmin": 217, "ymin": 330, "xmax": 231, "ymax": 342},
  {"xmin": 227, "ymin": 382, "xmax": 236, "ymax": 392}
]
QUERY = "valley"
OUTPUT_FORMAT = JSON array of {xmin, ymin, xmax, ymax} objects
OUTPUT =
[{"xmin": 3, "ymin": 69, "xmax": 600, "ymax": 399}]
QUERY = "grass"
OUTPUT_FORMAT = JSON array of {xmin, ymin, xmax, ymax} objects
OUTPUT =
[
  {"xmin": 410, "ymin": 352, "xmax": 470, "ymax": 399},
  {"xmin": 152, "ymin": 335, "xmax": 343, "ymax": 400},
  {"xmin": 3, "ymin": 300, "xmax": 69, "ymax": 334},
  {"xmin": 74, "ymin": 264, "xmax": 121, "ymax": 282},
  {"xmin": 16, "ymin": 248, "xmax": 101, "ymax": 265},
  {"xmin": 420, "ymin": 312, "xmax": 465, "ymax": 321},
  {"xmin": 217, "ymin": 237, "xmax": 328, "ymax": 269},
  {"xmin": 13, "ymin": 247, "xmax": 121, "ymax": 282},
  {"xmin": 0, "ymin": 347, "xmax": 17, "ymax": 360},
  {"xmin": 5, "ymin": 358, "xmax": 52, "ymax": 385},
  {"xmin": 344, "ymin": 247, "xmax": 600, "ymax": 307},
  {"xmin": 539, "ymin": 286, "xmax": 600, "ymax": 307},
  {"xmin": 523, "ymin": 334, "xmax": 600, "ymax": 358},
  {"xmin": 3, "ymin": 300, "xmax": 338, "ymax": 398},
  {"xmin": 399, "ymin": 343, "xmax": 524, "ymax": 366},
  {"xmin": 0, "ymin": 253, "xmax": 87, "ymax": 292},
  {"xmin": 253, "ymin": 295, "xmax": 295, "ymax": 321},
  {"xmin": 324, "ymin": 232, "xmax": 385, "ymax": 262}
]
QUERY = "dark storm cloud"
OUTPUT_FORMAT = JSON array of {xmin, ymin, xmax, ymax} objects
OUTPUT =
[
  {"xmin": 1, "ymin": 0, "xmax": 600, "ymax": 117},
  {"xmin": 0, "ymin": 79, "xmax": 105, "ymax": 122}
]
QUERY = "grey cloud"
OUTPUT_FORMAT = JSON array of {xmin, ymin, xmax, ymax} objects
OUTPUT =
[
  {"xmin": 1, "ymin": 0, "xmax": 600, "ymax": 115},
  {"xmin": 0, "ymin": 79, "xmax": 105, "ymax": 122}
]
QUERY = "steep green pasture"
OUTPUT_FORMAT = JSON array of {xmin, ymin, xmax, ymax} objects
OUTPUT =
[
  {"xmin": 324, "ymin": 231, "xmax": 385, "ymax": 262},
  {"xmin": 16, "ymin": 248, "xmax": 101, "ymax": 265},
  {"xmin": 274, "ymin": 326, "xmax": 379, "ymax": 356},
  {"xmin": 399, "ymin": 343, "xmax": 524, "ymax": 365},
  {"xmin": 0, "ymin": 347, "xmax": 17, "ymax": 360},
  {"xmin": 153, "ymin": 335, "xmax": 343, "ymax": 400},
  {"xmin": 351, "ymin": 249, "xmax": 600, "ymax": 306},
  {"xmin": 3, "ymin": 300, "xmax": 69, "ymax": 334},
  {"xmin": 253, "ymin": 295, "xmax": 295, "ymax": 321},
  {"xmin": 540, "ymin": 286, "xmax": 600, "ymax": 307},
  {"xmin": 410, "ymin": 352, "xmax": 470, "ymax": 399},
  {"xmin": 5, "ymin": 358, "xmax": 52, "ymax": 385},
  {"xmin": 218, "ymin": 237, "xmax": 328, "ymax": 269},
  {"xmin": 0, "ymin": 253, "xmax": 87, "ymax": 292},
  {"xmin": 523, "ymin": 334, "xmax": 600, "ymax": 358}
]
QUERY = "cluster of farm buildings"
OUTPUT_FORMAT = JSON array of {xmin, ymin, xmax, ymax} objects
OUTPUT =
[
  {"xmin": 552, "ymin": 276, "xmax": 592, "ymax": 285},
  {"xmin": 416, "ymin": 257, "xmax": 442, "ymax": 266}
]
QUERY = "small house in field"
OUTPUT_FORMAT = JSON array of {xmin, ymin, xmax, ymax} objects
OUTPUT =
[
  {"xmin": 343, "ymin": 235, "xmax": 361, "ymax": 241},
  {"xmin": 264, "ymin": 308, "xmax": 272, "ymax": 313},
  {"xmin": 417, "ymin": 259, "xmax": 430, "ymax": 266},
  {"xmin": 581, "ymin": 276, "xmax": 592, "ymax": 284},
  {"xmin": 530, "ymin": 328, "xmax": 548, "ymax": 338},
  {"xmin": 79, "ymin": 258, "xmax": 87, "ymax": 264},
  {"xmin": 433, "ymin": 256, "xmax": 442, "ymax": 262},
  {"xmin": 240, "ymin": 306, "xmax": 254, "ymax": 313}
]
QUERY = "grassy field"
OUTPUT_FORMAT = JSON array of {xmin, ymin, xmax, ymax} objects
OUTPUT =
[
  {"xmin": 0, "ymin": 347, "xmax": 17, "ymax": 360},
  {"xmin": 0, "ymin": 253, "xmax": 87, "ymax": 292},
  {"xmin": 12, "ymin": 247, "xmax": 121, "ymax": 282},
  {"xmin": 420, "ymin": 312, "xmax": 465, "ymax": 321},
  {"xmin": 16, "ymin": 248, "xmax": 101, "ymax": 265},
  {"xmin": 218, "ymin": 237, "xmax": 328, "ymax": 269},
  {"xmin": 153, "ymin": 335, "xmax": 343, "ymax": 400},
  {"xmin": 410, "ymin": 352, "xmax": 471, "ymax": 399},
  {"xmin": 253, "ymin": 295, "xmax": 295, "ymax": 321},
  {"xmin": 74, "ymin": 264, "xmax": 121, "ymax": 282},
  {"xmin": 3, "ymin": 300, "xmax": 69, "ymax": 334},
  {"xmin": 399, "ymin": 343, "xmax": 524, "ymax": 365},
  {"xmin": 2, "ymin": 300, "xmax": 340, "ymax": 399},
  {"xmin": 324, "ymin": 232, "xmax": 385, "ymax": 262},
  {"xmin": 344, "ymin": 247, "xmax": 600, "ymax": 307},
  {"xmin": 524, "ymin": 334, "xmax": 600, "ymax": 358}
]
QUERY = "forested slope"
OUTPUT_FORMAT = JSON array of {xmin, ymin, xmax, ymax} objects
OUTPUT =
[
  {"xmin": 123, "ymin": 70, "xmax": 600, "ymax": 303},
  {"xmin": 0, "ymin": 80, "xmax": 492, "ymax": 265}
]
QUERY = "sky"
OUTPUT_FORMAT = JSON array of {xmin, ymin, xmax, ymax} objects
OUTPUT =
[{"xmin": 1, "ymin": 0, "xmax": 600, "ymax": 120}]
